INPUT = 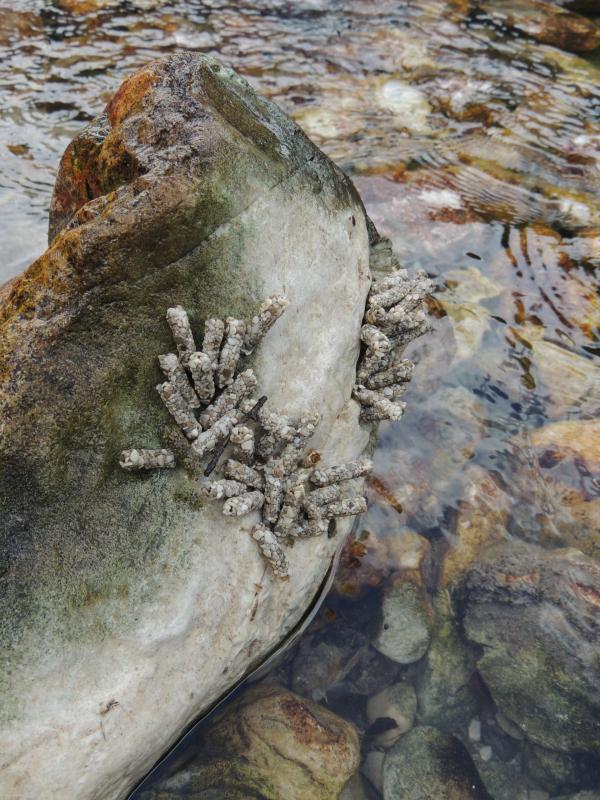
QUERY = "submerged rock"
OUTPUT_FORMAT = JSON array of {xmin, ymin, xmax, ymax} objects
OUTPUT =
[
  {"xmin": 366, "ymin": 681, "xmax": 417, "ymax": 748},
  {"xmin": 141, "ymin": 685, "xmax": 361, "ymax": 799},
  {"xmin": 382, "ymin": 725, "xmax": 492, "ymax": 800},
  {"xmin": 531, "ymin": 337, "xmax": 600, "ymax": 418},
  {"xmin": 440, "ymin": 465, "xmax": 511, "ymax": 588},
  {"xmin": 509, "ymin": 419, "xmax": 600, "ymax": 560},
  {"xmin": 455, "ymin": 541, "xmax": 600, "ymax": 755},
  {"xmin": 148, "ymin": 684, "xmax": 360, "ymax": 800},
  {"xmin": 291, "ymin": 625, "xmax": 370, "ymax": 701},
  {"xmin": 557, "ymin": 793, "xmax": 600, "ymax": 800},
  {"xmin": 415, "ymin": 593, "xmax": 480, "ymax": 732},
  {"xmin": 477, "ymin": 0, "xmax": 600, "ymax": 52},
  {"xmin": 57, "ymin": 0, "xmax": 164, "ymax": 12},
  {"xmin": 472, "ymin": 751, "xmax": 529, "ymax": 800},
  {"xmin": 0, "ymin": 54, "xmax": 372, "ymax": 799},
  {"xmin": 339, "ymin": 772, "xmax": 379, "ymax": 800},
  {"xmin": 524, "ymin": 742, "xmax": 598, "ymax": 795},
  {"xmin": 372, "ymin": 573, "xmax": 435, "ymax": 664}
]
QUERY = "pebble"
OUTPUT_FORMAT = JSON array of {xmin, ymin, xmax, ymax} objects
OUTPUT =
[
  {"xmin": 480, "ymin": 745, "xmax": 493, "ymax": 762},
  {"xmin": 366, "ymin": 682, "xmax": 417, "ymax": 748},
  {"xmin": 373, "ymin": 576, "xmax": 434, "ymax": 664},
  {"xmin": 469, "ymin": 717, "xmax": 482, "ymax": 742}
]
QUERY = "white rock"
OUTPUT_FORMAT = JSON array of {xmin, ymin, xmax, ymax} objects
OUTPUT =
[
  {"xmin": 479, "ymin": 745, "xmax": 493, "ymax": 762},
  {"xmin": 0, "ymin": 55, "xmax": 372, "ymax": 800},
  {"xmin": 375, "ymin": 80, "xmax": 432, "ymax": 133},
  {"xmin": 468, "ymin": 717, "xmax": 482, "ymax": 742}
]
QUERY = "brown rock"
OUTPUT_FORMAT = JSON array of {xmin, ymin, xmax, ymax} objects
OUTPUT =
[
  {"xmin": 440, "ymin": 466, "xmax": 511, "ymax": 588},
  {"xmin": 334, "ymin": 526, "xmax": 430, "ymax": 598},
  {"xmin": 477, "ymin": 0, "xmax": 600, "ymax": 52},
  {"xmin": 511, "ymin": 419, "xmax": 600, "ymax": 560},
  {"xmin": 204, "ymin": 684, "xmax": 361, "ymax": 800}
]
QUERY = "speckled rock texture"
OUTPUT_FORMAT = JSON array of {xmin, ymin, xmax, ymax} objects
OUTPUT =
[
  {"xmin": 0, "ymin": 54, "xmax": 371, "ymax": 800},
  {"xmin": 382, "ymin": 725, "xmax": 492, "ymax": 800},
  {"xmin": 454, "ymin": 541, "xmax": 600, "ymax": 755}
]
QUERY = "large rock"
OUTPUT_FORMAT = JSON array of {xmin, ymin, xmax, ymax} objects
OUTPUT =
[
  {"xmin": 141, "ymin": 684, "xmax": 360, "ymax": 800},
  {"xmin": 454, "ymin": 541, "xmax": 600, "ymax": 754},
  {"xmin": 0, "ymin": 54, "xmax": 371, "ymax": 799}
]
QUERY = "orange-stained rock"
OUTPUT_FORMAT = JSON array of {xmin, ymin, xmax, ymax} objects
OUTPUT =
[
  {"xmin": 440, "ymin": 466, "xmax": 511, "ymax": 588},
  {"xmin": 528, "ymin": 418, "xmax": 600, "ymax": 470},
  {"xmin": 334, "ymin": 524, "xmax": 430, "ymax": 598},
  {"xmin": 509, "ymin": 419, "xmax": 600, "ymax": 560},
  {"xmin": 200, "ymin": 684, "xmax": 360, "ymax": 800}
]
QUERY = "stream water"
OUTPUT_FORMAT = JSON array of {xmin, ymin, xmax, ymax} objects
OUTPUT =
[{"xmin": 1, "ymin": 1, "xmax": 599, "ymax": 798}]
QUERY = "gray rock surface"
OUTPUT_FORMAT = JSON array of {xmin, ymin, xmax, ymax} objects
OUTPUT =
[
  {"xmin": 0, "ymin": 54, "xmax": 372, "ymax": 799},
  {"xmin": 415, "ymin": 593, "xmax": 479, "ymax": 731},
  {"xmin": 382, "ymin": 725, "xmax": 492, "ymax": 800},
  {"xmin": 372, "ymin": 574, "xmax": 434, "ymax": 664},
  {"xmin": 454, "ymin": 541, "xmax": 600, "ymax": 755}
]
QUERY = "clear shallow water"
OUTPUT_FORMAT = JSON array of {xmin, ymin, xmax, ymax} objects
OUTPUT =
[{"xmin": 1, "ymin": 1, "xmax": 599, "ymax": 798}]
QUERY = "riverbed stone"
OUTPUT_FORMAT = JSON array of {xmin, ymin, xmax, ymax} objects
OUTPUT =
[
  {"xmin": 339, "ymin": 772, "xmax": 379, "ymax": 800},
  {"xmin": 0, "ymin": 53, "xmax": 372, "ymax": 799},
  {"xmin": 532, "ymin": 337, "xmax": 600, "ymax": 418},
  {"xmin": 556, "ymin": 793, "xmax": 600, "ymax": 800},
  {"xmin": 454, "ymin": 540, "xmax": 600, "ymax": 755},
  {"xmin": 141, "ymin": 685, "xmax": 360, "ymax": 800},
  {"xmin": 524, "ymin": 742, "xmax": 597, "ymax": 795},
  {"xmin": 477, "ymin": 0, "xmax": 600, "ymax": 52},
  {"xmin": 382, "ymin": 725, "xmax": 492, "ymax": 800},
  {"xmin": 472, "ymin": 748, "xmax": 529, "ymax": 800},
  {"xmin": 509, "ymin": 419, "xmax": 600, "ymax": 561},
  {"xmin": 440, "ymin": 465, "xmax": 511, "ymax": 588},
  {"xmin": 291, "ymin": 625, "xmax": 370, "ymax": 701},
  {"xmin": 57, "ymin": 0, "xmax": 164, "ymax": 12},
  {"xmin": 176, "ymin": 684, "xmax": 360, "ymax": 800},
  {"xmin": 366, "ymin": 682, "xmax": 417, "ymax": 748},
  {"xmin": 415, "ymin": 593, "xmax": 480, "ymax": 732},
  {"xmin": 372, "ymin": 573, "xmax": 435, "ymax": 664}
]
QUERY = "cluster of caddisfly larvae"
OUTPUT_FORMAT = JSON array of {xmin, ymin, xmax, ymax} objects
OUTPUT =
[
  {"xmin": 119, "ymin": 295, "xmax": 370, "ymax": 579},
  {"xmin": 353, "ymin": 239, "xmax": 432, "ymax": 423},
  {"xmin": 120, "ymin": 243, "xmax": 430, "ymax": 579}
]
